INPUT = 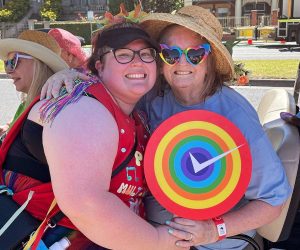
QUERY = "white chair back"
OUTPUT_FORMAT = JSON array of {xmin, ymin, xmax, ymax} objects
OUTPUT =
[{"xmin": 257, "ymin": 89, "xmax": 296, "ymax": 125}]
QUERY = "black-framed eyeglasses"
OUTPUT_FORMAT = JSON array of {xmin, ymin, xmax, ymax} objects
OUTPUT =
[{"xmin": 100, "ymin": 47, "xmax": 157, "ymax": 64}]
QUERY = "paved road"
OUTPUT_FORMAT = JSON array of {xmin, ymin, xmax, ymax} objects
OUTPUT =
[
  {"xmin": 0, "ymin": 79, "xmax": 294, "ymax": 125},
  {"xmin": 233, "ymin": 45, "xmax": 300, "ymax": 60},
  {"xmin": 0, "ymin": 79, "xmax": 20, "ymax": 125}
]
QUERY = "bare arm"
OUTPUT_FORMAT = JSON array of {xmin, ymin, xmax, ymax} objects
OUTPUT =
[
  {"xmin": 168, "ymin": 200, "xmax": 283, "ymax": 247},
  {"xmin": 42, "ymin": 96, "xmax": 184, "ymax": 250},
  {"xmin": 223, "ymin": 200, "xmax": 282, "ymax": 236}
]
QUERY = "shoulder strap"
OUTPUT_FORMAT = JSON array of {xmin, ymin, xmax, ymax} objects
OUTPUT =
[
  {"xmin": 112, "ymin": 134, "xmax": 137, "ymax": 178},
  {"xmin": 0, "ymin": 97, "xmax": 40, "ymax": 169},
  {"xmin": 86, "ymin": 84, "xmax": 138, "ymax": 178}
]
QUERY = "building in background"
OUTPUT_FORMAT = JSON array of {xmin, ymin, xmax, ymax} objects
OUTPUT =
[
  {"xmin": 61, "ymin": 0, "xmax": 108, "ymax": 19},
  {"xmin": 192, "ymin": 0, "xmax": 235, "ymax": 17},
  {"xmin": 187, "ymin": 0, "xmax": 299, "ymax": 43},
  {"xmin": 192, "ymin": 0, "xmax": 278, "ymax": 19},
  {"xmin": 1, "ymin": 0, "xmax": 108, "ymax": 20}
]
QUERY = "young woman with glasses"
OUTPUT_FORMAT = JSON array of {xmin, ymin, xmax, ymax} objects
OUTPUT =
[{"xmin": 0, "ymin": 21, "xmax": 189, "ymax": 249}]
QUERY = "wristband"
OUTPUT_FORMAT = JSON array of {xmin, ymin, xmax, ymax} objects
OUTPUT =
[{"xmin": 212, "ymin": 217, "xmax": 226, "ymax": 240}]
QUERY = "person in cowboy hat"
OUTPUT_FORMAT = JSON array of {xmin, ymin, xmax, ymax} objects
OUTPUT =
[
  {"xmin": 0, "ymin": 21, "xmax": 188, "ymax": 249},
  {"xmin": 0, "ymin": 28, "xmax": 88, "ymax": 139},
  {"xmin": 138, "ymin": 6, "xmax": 291, "ymax": 250},
  {"xmin": 0, "ymin": 30, "xmax": 68, "ymax": 140},
  {"xmin": 42, "ymin": 5, "xmax": 292, "ymax": 250}
]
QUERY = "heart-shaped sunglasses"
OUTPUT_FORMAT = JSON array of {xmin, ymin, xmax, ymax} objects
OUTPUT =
[
  {"xmin": 4, "ymin": 53, "xmax": 33, "ymax": 73},
  {"xmin": 159, "ymin": 43, "xmax": 211, "ymax": 66}
]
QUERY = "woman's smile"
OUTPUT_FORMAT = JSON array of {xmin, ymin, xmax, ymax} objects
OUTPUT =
[
  {"xmin": 125, "ymin": 73, "xmax": 147, "ymax": 79},
  {"xmin": 174, "ymin": 70, "xmax": 192, "ymax": 75}
]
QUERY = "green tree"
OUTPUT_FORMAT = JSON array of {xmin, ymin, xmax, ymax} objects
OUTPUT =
[
  {"xmin": 108, "ymin": 0, "xmax": 135, "ymax": 15},
  {"xmin": 0, "ymin": 9, "xmax": 12, "ymax": 22},
  {"xmin": 0, "ymin": 0, "xmax": 29, "ymax": 22},
  {"xmin": 108, "ymin": 0, "xmax": 184, "ymax": 16},
  {"xmin": 143, "ymin": 0, "xmax": 184, "ymax": 13},
  {"xmin": 40, "ymin": 0, "xmax": 62, "ymax": 21}
]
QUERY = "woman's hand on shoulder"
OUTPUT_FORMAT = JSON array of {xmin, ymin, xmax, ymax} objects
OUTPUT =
[
  {"xmin": 166, "ymin": 217, "xmax": 218, "ymax": 247},
  {"xmin": 40, "ymin": 68, "xmax": 90, "ymax": 100}
]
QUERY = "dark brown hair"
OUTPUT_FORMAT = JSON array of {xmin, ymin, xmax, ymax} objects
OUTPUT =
[{"xmin": 87, "ymin": 22, "xmax": 145, "ymax": 75}]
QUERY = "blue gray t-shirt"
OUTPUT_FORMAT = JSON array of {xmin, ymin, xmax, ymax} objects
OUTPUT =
[{"xmin": 138, "ymin": 85, "xmax": 291, "ymax": 250}]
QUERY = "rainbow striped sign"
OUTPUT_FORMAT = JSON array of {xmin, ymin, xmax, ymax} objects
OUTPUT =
[{"xmin": 144, "ymin": 110, "xmax": 252, "ymax": 220}]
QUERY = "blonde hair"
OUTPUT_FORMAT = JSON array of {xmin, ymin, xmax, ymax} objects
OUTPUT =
[{"xmin": 24, "ymin": 59, "xmax": 54, "ymax": 107}]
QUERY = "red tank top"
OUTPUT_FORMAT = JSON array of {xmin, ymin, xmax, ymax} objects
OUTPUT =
[{"xmin": 87, "ymin": 83, "xmax": 149, "ymax": 217}]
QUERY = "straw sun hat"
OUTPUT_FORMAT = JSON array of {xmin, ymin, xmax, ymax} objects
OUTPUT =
[
  {"xmin": 0, "ymin": 30, "xmax": 68, "ymax": 73},
  {"xmin": 140, "ymin": 6, "xmax": 234, "ymax": 80}
]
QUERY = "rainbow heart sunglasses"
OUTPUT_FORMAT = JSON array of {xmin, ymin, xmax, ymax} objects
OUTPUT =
[{"xmin": 159, "ymin": 43, "xmax": 211, "ymax": 66}]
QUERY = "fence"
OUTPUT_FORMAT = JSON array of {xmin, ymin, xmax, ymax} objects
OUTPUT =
[
  {"xmin": 0, "ymin": 22, "xmax": 29, "ymax": 38},
  {"xmin": 257, "ymin": 15, "xmax": 271, "ymax": 26},
  {"xmin": 217, "ymin": 15, "xmax": 271, "ymax": 29},
  {"xmin": 217, "ymin": 16, "xmax": 250, "ymax": 29},
  {"xmin": 0, "ymin": 14, "xmax": 272, "ymax": 40},
  {"xmin": 0, "ymin": 8, "xmax": 32, "ymax": 39}
]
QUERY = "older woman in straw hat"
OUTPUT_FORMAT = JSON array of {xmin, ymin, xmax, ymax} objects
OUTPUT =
[
  {"xmin": 0, "ymin": 30, "xmax": 68, "ymax": 109},
  {"xmin": 39, "ymin": 6, "xmax": 291, "ymax": 250},
  {"xmin": 138, "ymin": 6, "xmax": 291, "ymax": 250},
  {"xmin": 0, "ymin": 21, "xmax": 187, "ymax": 250},
  {"xmin": 0, "ymin": 29, "xmax": 88, "ymax": 138}
]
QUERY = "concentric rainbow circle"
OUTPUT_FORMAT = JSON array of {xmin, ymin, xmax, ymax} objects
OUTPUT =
[{"xmin": 144, "ymin": 110, "xmax": 252, "ymax": 220}]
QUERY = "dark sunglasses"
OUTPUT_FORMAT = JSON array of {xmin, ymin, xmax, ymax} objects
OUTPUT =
[
  {"xmin": 4, "ymin": 53, "xmax": 33, "ymax": 73},
  {"xmin": 100, "ymin": 47, "xmax": 157, "ymax": 64},
  {"xmin": 159, "ymin": 43, "xmax": 211, "ymax": 66}
]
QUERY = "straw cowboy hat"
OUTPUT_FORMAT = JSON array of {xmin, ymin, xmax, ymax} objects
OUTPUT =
[
  {"xmin": 0, "ymin": 30, "xmax": 68, "ymax": 72},
  {"xmin": 140, "ymin": 6, "xmax": 234, "ymax": 80}
]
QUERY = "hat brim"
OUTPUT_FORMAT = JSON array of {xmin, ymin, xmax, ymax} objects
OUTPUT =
[
  {"xmin": 141, "ymin": 13, "xmax": 234, "ymax": 80},
  {"xmin": 99, "ymin": 27, "xmax": 160, "ymax": 51},
  {"xmin": 111, "ymin": 33, "xmax": 160, "ymax": 51},
  {"xmin": 0, "ymin": 39, "xmax": 68, "ymax": 73}
]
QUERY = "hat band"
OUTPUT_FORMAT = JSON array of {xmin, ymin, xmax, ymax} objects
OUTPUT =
[{"xmin": 98, "ymin": 27, "xmax": 151, "ymax": 48}]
